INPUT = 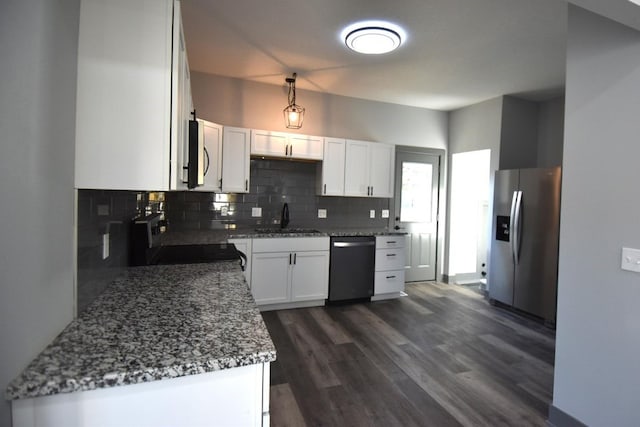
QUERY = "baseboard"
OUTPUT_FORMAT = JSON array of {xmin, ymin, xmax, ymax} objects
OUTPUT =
[{"xmin": 547, "ymin": 405, "xmax": 587, "ymax": 427}]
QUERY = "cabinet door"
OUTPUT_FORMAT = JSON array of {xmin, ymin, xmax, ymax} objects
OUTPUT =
[
  {"xmin": 198, "ymin": 120, "xmax": 223, "ymax": 192},
  {"xmin": 75, "ymin": 0, "xmax": 174, "ymax": 191},
  {"xmin": 170, "ymin": 2, "xmax": 190, "ymax": 190},
  {"xmin": 251, "ymin": 252, "xmax": 291, "ymax": 305},
  {"xmin": 290, "ymin": 251, "xmax": 329, "ymax": 302},
  {"xmin": 288, "ymin": 134, "xmax": 324, "ymax": 160},
  {"xmin": 319, "ymin": 138, "xmax": 345, "ymax": 196},
  {"xmin": 251, "ymin": 130, "xmax": 289, "ymax": 157},
  {"xmin": 344, "ymin": 140, "xmax": 370, "ymax": 197},
  {"xmin": 374, "ymin": 270, "xmax": 405, "ymax": 294},
  {"xmin": 369, "ymin": 143, "xmax": 395, "ymax": 198},
  {"xmin": 221, "ymin": 127, "xmax": 250, "ymax": 193}
]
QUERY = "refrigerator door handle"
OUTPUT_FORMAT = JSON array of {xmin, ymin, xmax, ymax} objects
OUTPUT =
[
  {"xmin": 513, "ymin": 191, "xmax": 523, "ymax": 264},
  {"xmin": 509, "ymin": 191, "xmax": 519, "ymax": 263}
]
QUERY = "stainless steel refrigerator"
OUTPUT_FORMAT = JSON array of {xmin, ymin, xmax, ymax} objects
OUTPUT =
[{"xmin": 488, "ymin": 167, "xmax": 561, "ymax": 323}]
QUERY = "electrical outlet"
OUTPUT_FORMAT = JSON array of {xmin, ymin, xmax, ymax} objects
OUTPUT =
[
  {"xmin": 221, "ymin": 206, "xmax": 228, "ymax": 216},
  {"xmin": 381, "ymin": 209, "xmax": 390, "ymax": 218},
  {"xmin": 102, "ymin": 233, "xmax": 109, "ymax": 260},
  {"xmin": 251, "ymin": 207, "xmax": 262, "ymax": 217},
  {"xmin": 318, "ymin": 209, "xmax": 327, "ymax": 218},
  {"xmin": 621, "ymin": 247, "xmax": 640, "ymax": 273},
  {"xmin": 370, "ymin": 210, "xmax": 376, "ymax": 218},
  {"xmin": 97, "ymin": 204, "xmax": 109, "ymax": 216}
]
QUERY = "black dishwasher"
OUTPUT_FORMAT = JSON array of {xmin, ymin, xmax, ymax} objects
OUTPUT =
[{"xmin": 328, "ymin": 236, "xmax": 376, "ymax": 302}]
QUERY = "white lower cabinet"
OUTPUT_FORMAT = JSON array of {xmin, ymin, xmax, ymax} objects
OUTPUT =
[
  {"xmin": 374, "ymin": 235, "xmax": 406, "ymax": 299},
  {"xmin": 251, "ymin": 237, "xmax": 329, "ymax": 310}
]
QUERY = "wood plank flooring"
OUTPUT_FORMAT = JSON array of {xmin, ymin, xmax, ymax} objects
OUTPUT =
[{"xmin": 262, "ymin": 282, "xmax": 555, "ymax": 427}]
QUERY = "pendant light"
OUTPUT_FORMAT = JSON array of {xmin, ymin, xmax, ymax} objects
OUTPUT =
[{"xmin": 283, "ymin": 73, "xmax": 305, "ymax": 129}]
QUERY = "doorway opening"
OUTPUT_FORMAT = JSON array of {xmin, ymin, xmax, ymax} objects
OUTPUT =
[{"xmin": 449, "ymin": 149, "xmax": 491, "ymax": 287}]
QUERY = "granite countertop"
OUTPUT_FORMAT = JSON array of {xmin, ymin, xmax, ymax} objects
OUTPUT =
[
  {"xmin": 6, "ymin": 261, "xmax": 276, "ymax": 401},
  {"xmin": 160, "ymin": 228, "xmax": 405, "ymax": 245}
]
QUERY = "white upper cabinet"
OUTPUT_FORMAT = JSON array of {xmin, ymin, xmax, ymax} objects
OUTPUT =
[
  {"xmin": 368, "ymin": 143, "xmax": 395, "ymax": 197},
  {"xmin": 287, "ymin": 134, "xmax": 324, "ymax": 160},
  {"xmin": 221, "ymin": 127, "xmax": 251, "ymax": 193},
  {"xmin": 344, "ymin": 140, "xmax": 395, "ymax": 198},
  {"xmin": 75, "ymin": 0, "xmax": 190, "ymax": 191},
  {"xmin": 196, "ymin": 120, "xmax": 223, "ymax": 192},
  {"xmin": 317, "ymin": 138, "xmax": 346, "ymax": 196},
  {"xmin": 251, "ymin": 130, "xmax": 323, "ymax": 161}
]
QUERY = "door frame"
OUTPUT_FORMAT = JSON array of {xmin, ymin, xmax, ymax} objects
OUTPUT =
[{"xmin": 390, "ymin": 146, "xmax": 446, "ymax": 282}]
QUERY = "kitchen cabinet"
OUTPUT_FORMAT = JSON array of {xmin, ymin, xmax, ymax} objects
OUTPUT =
[
  {"xmin": 75, "ymin": 0, "xmax": 192, "ymax": 191},
  {"xmin": 317, "ymin": 138, "xmax": 346, "ymax": 196},
  {"xmin": 221, "ymin": 127, "xmax": 251, "ymax": 193},
  {"xmin": 374, "ymin": 235, "xmax": 406, "ymax": 298},
  {"xmin": 344, "ymin": 140, "xmax": 395, "ymax": 198},
  {"xmin": 251, "ymin": 237, "xmax": 329, "ymax": 309},
  {"xmin": 197, "ymin": 120, "xmax": 223, "ymax": 192},
  {"xmin": 251, "ymin": 130, "xmax": 323, "ymax": 160},
  {"xmin": 196, "ymin": 123, "xmax": 250, "ymax": 193}
]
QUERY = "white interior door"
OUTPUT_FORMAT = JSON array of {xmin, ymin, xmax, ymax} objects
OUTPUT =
[{"xmin": 393, "ymin": 151, "xmax": 441, "ymax": 282}]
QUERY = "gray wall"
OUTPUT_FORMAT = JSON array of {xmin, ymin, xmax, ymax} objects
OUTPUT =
[
  {"xmin": 537, "ymin": 96, "xmax": 565, "ymax": 168},
  {"xmin": 500, "ymin": 96, "xmax": 539, "ymax": 169},
  {"xmin": 191, "ymin": 72, "xmax": 449, "ymax": 150},
  {"xmin": 445, "ymin": 97, "xmax": 503, "ymax": 280},
  {"xmin": 0, "ymin": 0, "xmax": 80, "ymax": 425},
  {"xmin": 551, "ymin": 6, "xmax": 640, "ymax": 427}
]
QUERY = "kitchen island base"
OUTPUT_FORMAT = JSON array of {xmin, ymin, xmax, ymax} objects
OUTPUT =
[{"xmin": 12, "ymin": 362, "xmax": 270, "ymax": 427}]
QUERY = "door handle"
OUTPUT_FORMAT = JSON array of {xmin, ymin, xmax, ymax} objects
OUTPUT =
[
  {"xmin": 514, "ymin": 190, "xmax": 523, "ymax": 265},
  {"xmin": 289, "ymin": 253, "xmax": 292, "ymax": 265},
  {"xmin": 293, "ymin": 253, "xmax": 297, "ymax": 265}
]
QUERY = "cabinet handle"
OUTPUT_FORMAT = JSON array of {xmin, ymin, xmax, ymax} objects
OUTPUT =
[
  {"xmin": 219, "ymin": 179, "xmax": 222, "ymax": 189},
  {"xmin": 285, "ymin": 145, "xmax": 289, "ymax": 156},
  {"xmin": 324, "ymin": 184, "xmax": 326, "ymax": 194},
  {"xmin": 386, "ymin": 275, "xmax": 396, "ymax": 279},
  {"xmin": 245, "ymin": 179, "xmax": 248, "ymax": 191},
  {"xmin": 290, "ymin": 144, "xmax": 293, "ymax": 157},
  {"xmin": 289, "ymin": 253, "xmax": 292, "ymax": 265},
  {"xmin": 386, "ymin": 253, "xmax": 396, "ymax": 257},
  {"xmin": 370, "ymin": 186, "xmax": 374, "ymax": 196},
  {"xmin": 294, "ymin": 253, "xmax": 297, "ymax": 264},
  {"xmin": 387, "ymin": 241, "xmax": 396, "ymax": 244}
]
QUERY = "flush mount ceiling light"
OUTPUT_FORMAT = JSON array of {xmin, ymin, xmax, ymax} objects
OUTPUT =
[
  {"xmin": 341, "ymin": 21, "xmax": 406, "ymax": 54},
  {"xmin": 283, "ymin": 73, "xmax": 305, "ymax": 129}
]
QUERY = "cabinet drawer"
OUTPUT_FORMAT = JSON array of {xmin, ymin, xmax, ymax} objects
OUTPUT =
[
  {"xmin": 375, "ymin": 235, "xmax": 405, "ymax": 249},
  {"xmin": 375, "ymin": 270, "xmax": 405, "ymax": 294},
  {"xmin": 375, "ymin": 248, "xmax": 405, "ymax": 271},
  {"xmin": 252, "ymin": 237, "xmax": 329, "ymax": 253}
]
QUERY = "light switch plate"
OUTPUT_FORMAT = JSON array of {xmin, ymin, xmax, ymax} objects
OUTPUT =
[
  {"xmin": 370, "ymin": 210, "xmax": 376, "ymax": 219},
  {"xmin": 318, "ymin": 209, "xmax": 327, "ymax": 218},
  {"xmin": 381, "ymin": 209, "xmax": 390, "ymax": 218},
  {"xmin": 251, "ymin": 207, "xmax": 262, "ymax": 217},
  {"xmin": 221, "ymin": 206, "xmax": 228, "ymax": 216},
  {"xmin": 621, "ymin": 247, "xmax": 640, "ymax": 272}
]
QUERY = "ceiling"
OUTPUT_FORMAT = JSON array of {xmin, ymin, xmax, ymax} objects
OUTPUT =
[{"xmin": 181, "ymin": 0, "xmax": 640, "ymax": 111}]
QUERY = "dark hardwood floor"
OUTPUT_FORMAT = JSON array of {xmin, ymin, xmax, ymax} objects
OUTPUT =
[{"xmin": 261, "ymin": 281, "xmax": 555, "ymax": 427}]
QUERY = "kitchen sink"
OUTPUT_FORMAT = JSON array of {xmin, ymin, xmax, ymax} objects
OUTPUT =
[{"xmin": 254, "ymin": 228, "xmax": 321, "ymax": 234}]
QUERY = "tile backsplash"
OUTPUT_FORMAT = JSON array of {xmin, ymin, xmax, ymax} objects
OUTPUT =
[
  {"xmin": 164, "ymin": 158, "xmax": 391, "ymax": 231},
  {"xmin": 76, "ymin": 190, "xmax": 152, "ymax": 314}
]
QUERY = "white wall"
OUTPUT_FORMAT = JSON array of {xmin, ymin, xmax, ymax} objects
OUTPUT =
[
  {"xmin": 552, "ymin": 6, "xmax": 640, "ymax": 427},
  {"xmin": 0, "ymin": 1, "xmax": 79, "ymax": 425},
  {"xmin": 191, "ymin": 72, "xmax": 448, "ymax": 149},
  {"xmin": 445, "ymin": 97, "xmax": 503, "ymax": 280}
]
